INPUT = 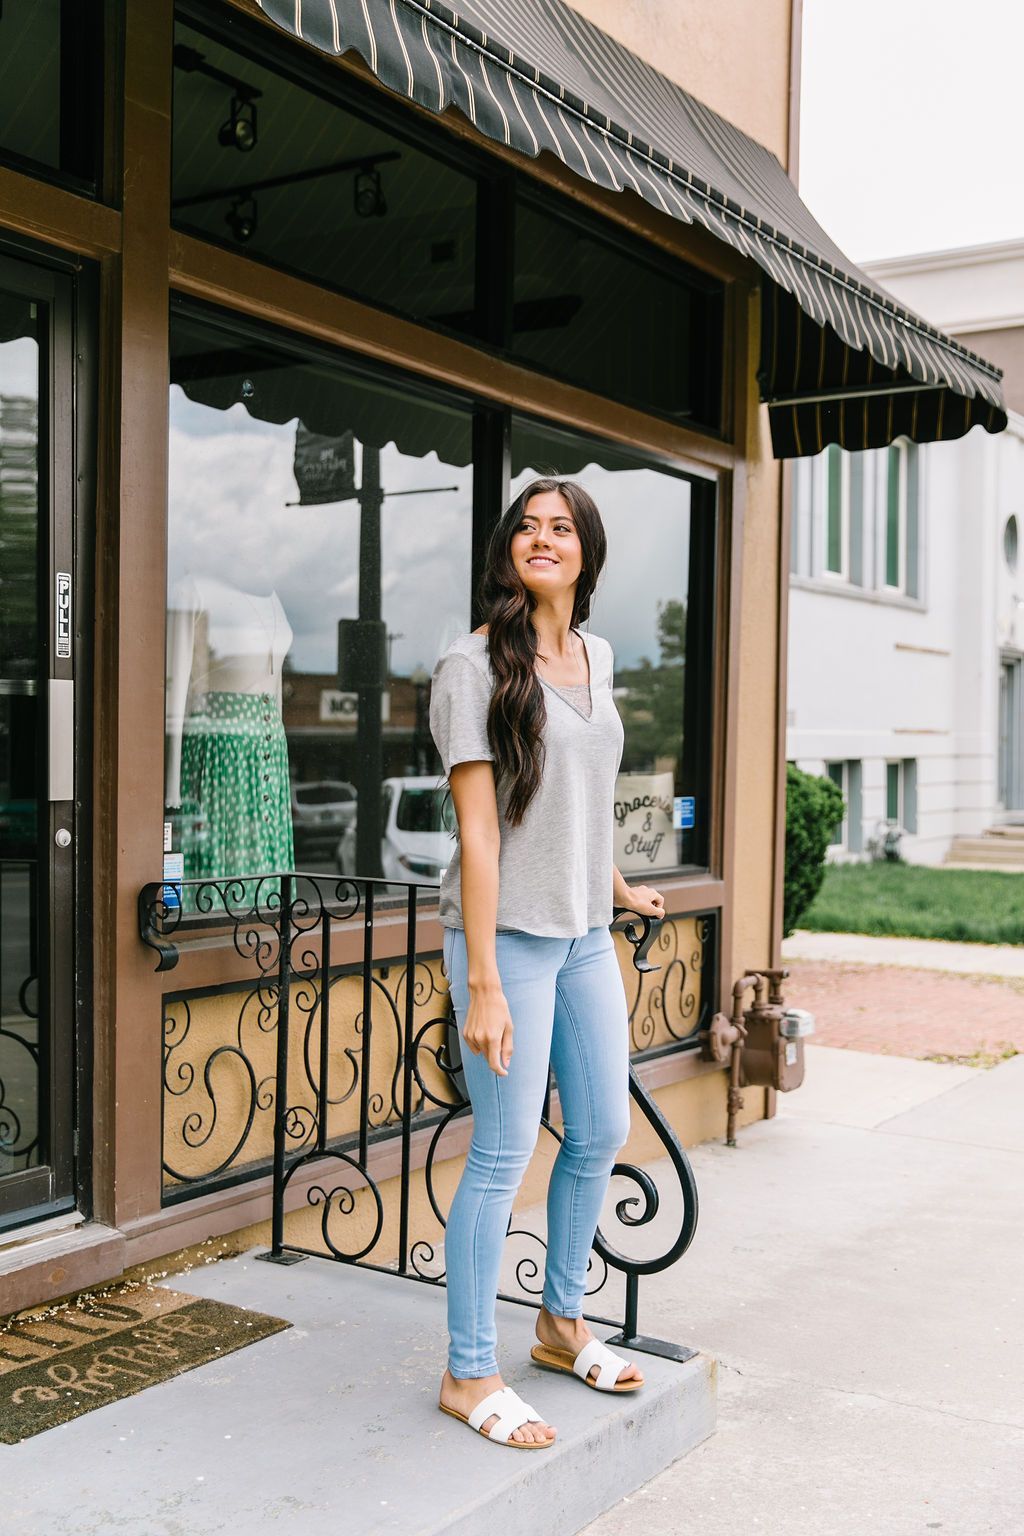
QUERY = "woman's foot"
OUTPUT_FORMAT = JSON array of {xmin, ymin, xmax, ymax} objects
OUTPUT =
[
  {"xmin": 535, "ymin": 1306, "xmax": 644, "ymax": 1388},
  {"xmin": 439, "ymin": 1368, "xmax": 557, "ymax": 1445}
]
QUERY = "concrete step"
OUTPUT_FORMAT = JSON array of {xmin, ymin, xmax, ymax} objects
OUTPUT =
[
  {"xmin": 944, "ymin": 859, "xmax": 1024, "ymax": 873},
  {"xmin": 945, "ymin": 836, "xmax": 1024, "ymax": 865},
  {"xmin": 3, "ymin": 1249, "xmax": 716, "ymax": 1536},
  {"xmin": 945, "ymin": 850, "xmax": 1024, "ymax": 864}
]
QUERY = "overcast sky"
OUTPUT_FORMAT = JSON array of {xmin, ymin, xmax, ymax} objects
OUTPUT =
[
  {"xmin": 799, "ymin": 0, "xmax": 1022, "ymax": 265},
  {"xmin": 167, "ymin": 390, "xmax": 689, "ymax": 677}
]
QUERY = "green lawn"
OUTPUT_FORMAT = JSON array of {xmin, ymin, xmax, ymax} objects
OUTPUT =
[{"xmin": 798, "ymin": 862, "xmax": 1024, "ymax": 945}]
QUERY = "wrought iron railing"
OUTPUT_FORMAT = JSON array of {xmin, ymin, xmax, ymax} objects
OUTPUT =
[{"xmin": 139, "ymin": 872, "xmax": 710, "ymax": 1359}]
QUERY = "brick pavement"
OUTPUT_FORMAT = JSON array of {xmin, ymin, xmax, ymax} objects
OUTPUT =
[{"xmin": 782, "ymin": 957, "xmax": 1024, "ymax": 1065}]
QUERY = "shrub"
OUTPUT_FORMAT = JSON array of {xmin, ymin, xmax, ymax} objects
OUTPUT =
[{"xmin": 784, "ymin": 763, "xmax": 845, "ymax": 936}]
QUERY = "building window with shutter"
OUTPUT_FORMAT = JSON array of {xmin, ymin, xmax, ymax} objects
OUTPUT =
[
  {"xmin": 884, "ymin": 438, "xmax": 920, "ymax": 596},
  {"xmin": 825, "ymin": 759, "xmax": 862, "ymax": 852},
  {"xmin": 887, "ymin": 758, "xmax": 918, "ymax": 833},
  {"xmin": 824, "ymin": 444, "xmax": 848, "ymax": 577},
  {"xmin": 803, "ymin": 444, "xmax": 864, "ymax": 586}
]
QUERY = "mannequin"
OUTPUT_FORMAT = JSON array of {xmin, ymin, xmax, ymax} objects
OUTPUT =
[{"xmin": 165, "ymin": 574, "xmax": 295, "ymax": 894}]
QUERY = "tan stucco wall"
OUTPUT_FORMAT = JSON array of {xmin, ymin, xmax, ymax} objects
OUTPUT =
[{"xmin": 566, "ymin": 0, "xmax": 795, "ymax": 164}]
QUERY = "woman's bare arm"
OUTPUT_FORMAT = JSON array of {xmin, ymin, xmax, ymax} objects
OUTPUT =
[
  {"xmin": 448, "ymin": 760, "xmax": 514, "ymax": 1075},
  {"xmin": 612, "ymin": 862, "xmax": 666, "ymax": 918}
]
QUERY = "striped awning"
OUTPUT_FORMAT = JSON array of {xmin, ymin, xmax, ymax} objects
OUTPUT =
[{"xmin": 255, "ymin": 0, "xmax": 1007, "ymax": 458}]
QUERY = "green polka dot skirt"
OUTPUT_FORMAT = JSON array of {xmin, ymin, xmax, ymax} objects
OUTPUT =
[{"xmin": 179, "ymin": 690, "xmax": 294, "ymax": 909}]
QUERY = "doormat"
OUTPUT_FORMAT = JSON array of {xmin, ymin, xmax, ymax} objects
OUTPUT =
[{"xmin": 0, "ymin": 1281, "xmax": 291, "ymax": 1442}]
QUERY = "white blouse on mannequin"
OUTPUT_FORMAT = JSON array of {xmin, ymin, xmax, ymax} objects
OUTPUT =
[{"xmin": 165, "ymin": 574, "xmax": 294, "ymax": 807}]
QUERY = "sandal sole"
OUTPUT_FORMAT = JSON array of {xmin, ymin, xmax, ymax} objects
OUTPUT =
[
  {"xmin": 438, "ymin": 1402, "xmax": 554, "ymax": 1448},
  {"xmin": 530, "ymin": 1344, "xmax": 644, "ymax": 1392}
]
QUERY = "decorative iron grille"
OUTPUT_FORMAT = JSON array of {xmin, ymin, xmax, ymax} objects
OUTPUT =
[{"xmin": 140, "ymin": 873, "xmax": 716, "ymax": 1358}]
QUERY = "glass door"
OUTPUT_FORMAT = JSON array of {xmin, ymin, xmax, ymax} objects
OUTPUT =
[{"xmin": 0, "ymin": 252, "xmax": 76, "ymax": 1229}]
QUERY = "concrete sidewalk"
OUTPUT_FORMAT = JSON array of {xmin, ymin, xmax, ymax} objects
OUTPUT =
[
  {"xmin": 6, "ymin": 1037, "xmax": 1021, "ymax": 1534},
  {"xmin": 783, "ymin": 927, "xmax": 1024, "ymax": 978},
  {"xmin": 584, "ymin": 1044, "xmax": 1024, "ymax": 1536}
]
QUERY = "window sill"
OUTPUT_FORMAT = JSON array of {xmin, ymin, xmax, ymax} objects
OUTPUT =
[
  {"xmin": 143, "ymin": 874, "xmax": 725, "ymax": 982},
  {"xmin": 640, "ymin": 871, "xmax": 723, "ymax": 916},
  {"xmin": 790, "ymin": 575, "xmax": 926, "ymax": 612}
]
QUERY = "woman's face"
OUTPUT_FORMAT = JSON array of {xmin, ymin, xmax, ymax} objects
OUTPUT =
[{"xmin": 509, "ymin": 489, "xmax": 584, "ymax": 598}]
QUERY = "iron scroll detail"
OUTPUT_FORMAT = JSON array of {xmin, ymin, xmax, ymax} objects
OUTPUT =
[{"xmin": 139, "ymin": 875, "xmax": 704, "ymax": 1358}]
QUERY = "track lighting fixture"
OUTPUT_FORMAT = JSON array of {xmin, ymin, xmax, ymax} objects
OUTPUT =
[
  {"xmin": 219, "ymin": 93, "xmax": 258, "ymax": 152},
  {"xmin": 226, "ymin": 192, "xmax": 258, "ymax": 243},
  {"xmin": 172, "ymin": 43, "xmax": 262, "ymax": 154},
  {"xmin": 353, "ymin": 166, "xmax": 387, "ymax": 219}
]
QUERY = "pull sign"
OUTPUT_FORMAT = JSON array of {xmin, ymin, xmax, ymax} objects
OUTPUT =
[{"xmin": 56, "ymin": 572, "xmax": 72, "ymax": 659}]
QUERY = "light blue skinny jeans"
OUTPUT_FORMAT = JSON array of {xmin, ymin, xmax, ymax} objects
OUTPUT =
[{"xmin": 441, "ymin": 922, "xmax": 632, "ymax": 1379}]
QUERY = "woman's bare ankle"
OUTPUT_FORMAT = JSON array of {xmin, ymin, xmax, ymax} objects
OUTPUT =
[
  {"xmin": 440, "ymin": 1367, "xmax": 503, "ymax": 1405},
  {"xmin": 536, "ymin": 1305, "xmax": 591, "ymax": 1349}
]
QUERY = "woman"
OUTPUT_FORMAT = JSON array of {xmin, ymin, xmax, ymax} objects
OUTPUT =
[{"xmin": 429, "ymin": 477, "xmax": 665, "ymax": 1449}]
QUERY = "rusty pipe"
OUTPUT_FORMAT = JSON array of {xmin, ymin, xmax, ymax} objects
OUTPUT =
[
  {"xmin": 701, "ymin": 971, "xmax": 763, "ymax": 1146},
  {"xmin": 727, "ymin": 973, "xmax": 763, "ymax": 1146},
  {"xmin": 702, "ymin": 967, "xmax": 798, "ymax": 1145}
]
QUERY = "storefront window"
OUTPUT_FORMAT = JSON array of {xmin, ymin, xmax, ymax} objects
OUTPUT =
[
  {"xmin": 166, "ymin": 305, "xmax": 473, "ymax": 903},
  {"xmin": 172, "ymin": 19, "xmax": 480, "ymax": 340},
  {"xmin": 0, "ymin": 0, "xmax": 103, "ymax": 189},
  {"xmin": 511, "ymin": 417, "xmax": 716, "ymax": 876},
  {"xmin": 511, "ymin": 194, "xmax": 724, "ymax": 430},
  {"xmin": 165, "ymin": 311, "xmax": 715, "ymax": 900}
]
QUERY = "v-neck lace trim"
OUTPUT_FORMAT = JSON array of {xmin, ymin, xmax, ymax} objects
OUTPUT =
[{"xmin": 545, "ymin": 678, "xmax": 592, "ymax": 714}]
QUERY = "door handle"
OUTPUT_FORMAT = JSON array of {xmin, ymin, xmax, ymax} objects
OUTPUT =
[{"xmin": 48, "ymin": 678, "xmax": 74, "ymax": 801}]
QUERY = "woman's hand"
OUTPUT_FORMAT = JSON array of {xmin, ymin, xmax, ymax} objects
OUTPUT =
[
  {"xmin": 619, "ymin": 884, "xmax": 665, "ymax": 920},
  {"xmin": 464, "ymin": 982, "xmax": 515, "ymax": 1076}
]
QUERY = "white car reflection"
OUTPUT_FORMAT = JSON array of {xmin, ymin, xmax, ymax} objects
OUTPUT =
[
  {"xmin": 335, "ymin": 775, "xmax": 456, "ymax": 885},
  {"xmin": 291, "ymin": 779, "xmax": 357, "ymax": 859}
]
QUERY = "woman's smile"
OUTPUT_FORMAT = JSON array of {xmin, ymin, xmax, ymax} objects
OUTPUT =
[{"xmin": 512, "ymin": 488, "xmax": 583, "ymax": 587}]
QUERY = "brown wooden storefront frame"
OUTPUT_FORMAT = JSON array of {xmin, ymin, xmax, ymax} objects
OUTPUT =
[{"xmin": 0, "ymin": 0, "xmax": 782, "ymax": 1306}]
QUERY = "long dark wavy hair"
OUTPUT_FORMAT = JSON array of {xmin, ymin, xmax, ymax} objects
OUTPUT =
[{"xmin": 478, "ymin": 477, "xmax": 607, "ymax": 825}]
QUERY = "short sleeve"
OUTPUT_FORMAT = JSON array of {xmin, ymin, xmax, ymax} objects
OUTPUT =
[{"xmin": 429, "ymin": 653, "xmax": 495, "ymax": 777}]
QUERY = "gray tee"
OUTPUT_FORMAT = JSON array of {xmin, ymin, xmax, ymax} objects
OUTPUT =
[{"xmin": 428, "ymin": 630, "xmax": 624, "ymax": 937}]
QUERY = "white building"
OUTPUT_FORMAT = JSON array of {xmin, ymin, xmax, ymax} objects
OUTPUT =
[{"xmin": 786, "ymin": 239, "xmax": 1024, "ymax": 866}]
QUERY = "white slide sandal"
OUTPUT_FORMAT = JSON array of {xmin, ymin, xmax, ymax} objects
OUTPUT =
[
  {"xmin": 439, "ymin": 1385, "xmax": 554, "ymax": 1448},
  {"xmin": 530, "ymin": 1336, "xmax": 642, "ymax": 1392}
]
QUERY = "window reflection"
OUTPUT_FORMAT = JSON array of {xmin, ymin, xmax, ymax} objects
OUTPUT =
[
  {"xmin": 166, "ymin": 308, "xmax": 472, "ymax": 903},
  {"xmin": 0, "ymin": 0, "xmax": 102, "ymax": 186},
  {"xmin": 172, "ymin": 21, "xmax": 479, "ymax": 339},
  {"xmin": 510, "ymin": 418, "xmax": 714, "ymax": 876},
  {"xmin": 512, "ymin": 196, "xmax": 724, "ymax": 428},
  {"xmin": 0, "ymin": 294, "xmax": 41, "ymax": 1177}
]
